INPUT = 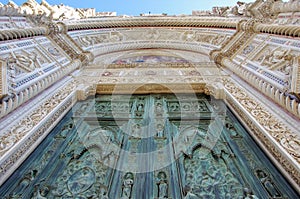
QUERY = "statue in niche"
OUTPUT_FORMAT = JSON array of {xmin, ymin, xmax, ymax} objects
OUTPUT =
[
  {"xmin": 137, "ymin": 103, "xmax": 144, "ymax": 112},
  {"xmin": 156, "ymin": 123, "xmax": 165, "ymax": 138},
  {"xmin": 121, "ymin": 172, "xmax": 134, "ymax": 199},
  {"xmin": 260, "ymin": 47, "xmax": 293, "ymax": 70},
  {"xmin": 155, "ymin": 102, "xmax": 163, "ymax": 115},
  {"xmin": 255, "ymin": 169, "xmax": 281, "ymax": 198},
  {"xmin": 157, "ymin": 171, "xmax": 168, "ymax": 198}
]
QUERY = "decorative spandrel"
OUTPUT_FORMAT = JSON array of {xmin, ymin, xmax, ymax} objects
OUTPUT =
[{"xmin": 0, "ymin": 94, "xmax": 298, "ymax": 199}]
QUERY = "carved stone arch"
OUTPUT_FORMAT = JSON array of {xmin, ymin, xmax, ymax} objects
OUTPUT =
[{"xmin": 92, "ymin": 42, "xmax": 212, "ymax": 60}]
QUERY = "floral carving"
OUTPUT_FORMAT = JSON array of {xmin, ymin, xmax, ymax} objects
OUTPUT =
[{"xmin": 225, "ymin": 79, "xmax": 300, "ymax": 175}]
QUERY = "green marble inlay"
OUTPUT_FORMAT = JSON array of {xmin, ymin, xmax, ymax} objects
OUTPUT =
[{"xmin": 0, "ymin": 94, "xmax": 298, "ymax": 199}]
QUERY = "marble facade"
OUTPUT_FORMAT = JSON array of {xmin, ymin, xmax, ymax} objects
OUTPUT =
[{"xmin": 0, "ymin": 0, "xmax": 299, "ymax": 196}]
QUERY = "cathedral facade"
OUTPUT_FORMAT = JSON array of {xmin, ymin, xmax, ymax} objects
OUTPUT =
[{"xmin": 0, "ymin": 0, "xmax": 299, "ymax": 198}]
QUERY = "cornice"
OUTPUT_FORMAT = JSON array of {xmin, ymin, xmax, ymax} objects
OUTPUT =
[{"xmin": 65, "ymin": 17, "xmax": 239, "ymax": 31}]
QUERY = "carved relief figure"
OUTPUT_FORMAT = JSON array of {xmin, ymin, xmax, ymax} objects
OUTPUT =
[
  {"xmin": 256, "ymin": 169, "xmax": 281, "ymax": 198},
  {"xmin": 260, "ymin": 47, "xmax": 293, "ymax": 70},
  {"xmin": 183, "ymin": 185, "xmax": 198, "ymax": 199},
  {"xmin": 8, "ymin": 50, "xmax": 41, "ymax": 73},
  {"xmin": 121, "ymin": 172, "xmax": 134, "ymax": 199},
  {"xmin": 156, "ymin": 123, "xmax": 165, "ymax": 138},
  {"xmin": 157, "ymin": 171, "xmax": 168, "ymax": 198}
]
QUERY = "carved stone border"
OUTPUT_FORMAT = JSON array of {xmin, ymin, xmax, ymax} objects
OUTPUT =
[
  {"xmin": 224, "ymin": 79, "xmax": 300, "ymax": 193},
  {"xmin": 0, "ymin": 80, "xmax": 77, "ymax": 186}
]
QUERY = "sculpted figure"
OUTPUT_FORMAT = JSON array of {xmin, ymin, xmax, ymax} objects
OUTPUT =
[
  {"xmin": 261, "ymin": 48, "xmax": 293, "ymax": 70},
  {"xmin": 122, "ymin": 172, "xmax": 134, "ymax": 199},
  {"xmin": 157, "ymin": 172, "xmax": 168, "ymax": 198},
  {"xmin": 8, "ymin": 51, "xmax": 41, "ymax": 72},
  {"xmin": 183, "ymin": 185, "xmax": 198, "ymax": 199}
]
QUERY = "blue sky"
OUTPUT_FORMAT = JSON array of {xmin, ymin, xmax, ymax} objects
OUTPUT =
[{"xmin": 7, "ymin": 0, "xmax": 254, "ymax": 16}]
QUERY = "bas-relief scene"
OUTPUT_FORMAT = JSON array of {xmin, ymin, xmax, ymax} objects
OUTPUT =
[
  {"xmin": 0, "ymin": 94, "xmax": 298, "ymax": 199},
  {"xmin": 112, "ymin": 55, "xmax": 189, "ymax": 64}
]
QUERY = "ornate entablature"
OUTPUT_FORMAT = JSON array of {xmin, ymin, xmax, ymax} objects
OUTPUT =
[{"xmin": 0, "ymin": 0, "xmax": 299, "ymax": 195}]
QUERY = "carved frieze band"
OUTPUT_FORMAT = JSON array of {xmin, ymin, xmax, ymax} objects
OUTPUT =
[
  {"xmin": 96, "ymin": 83, "xmax": 207, "ymax": 94},
  {"xmin": 224, "ymin": 79, "xmax": 300, "ymax": 189},
  {"xmin": 66, "ymin": 17, "xmax": 239, "ymax": 31},
  {"xmin": 0, "ymin": 80, "xmax": 77, "ymax": 185}
]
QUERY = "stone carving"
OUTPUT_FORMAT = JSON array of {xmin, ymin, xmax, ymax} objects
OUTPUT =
[
  {"xmin": 144, "ymin": 28, "xmax": 160, "ymax": 40},
  {"xmin": 213, "ymin": 1, "xmax": 252, "ymax": 17},
  {"xmin": 196, "ymin": 34, "xmax": 228, "ymax": 46},
  {"xmin": 0, "ymin": 81, "xmax": 76, "ymax": 175},
  {"xmin": 260, "ymin": 47, "xmax": 293, "ymax": 71},
  {"xmin": 224, "ymin": 79, "xmax": 300, "ymax": 185},
  {"xmin": 8, "ymin": 50, "xmax": 41, "ymax": 73},
  {"xmin": 226, "ymin": 79, "xmax": 300, "ymax": 162},
  {"xmin": 78, "ymin": 32, "xmax": 123, "ymax": 47},
  {"xmin": 47, "ymin": 46, "xmax": 61, "ymax": 57}
]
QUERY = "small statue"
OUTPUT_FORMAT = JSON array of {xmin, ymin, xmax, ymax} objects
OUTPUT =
[
  {"xmin": 122, "ymin": 172, "xmax": 134, "ymax": 199},
  {"xmin": 157, "ymin": 172, "xmax": 168, "ymax": 198}
]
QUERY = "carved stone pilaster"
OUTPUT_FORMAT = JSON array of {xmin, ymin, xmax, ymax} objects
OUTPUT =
[
  {"xmin": 209, "ymin": 49, "xmax": 224, "ymax": 67},
  {"xmin": 76, "ymin": 83, "xmax": 96, "ymax": 101},
  {"xmin": 0, "ymin": 59, "xmax": 7, "ymax": 100},
  {"xmin": 205, "ymin": 81, "xmax": 225, "ymax": 99},
  {"xmin": 224, "ymin": 79, "xmax": 300, "ymax": 192}
]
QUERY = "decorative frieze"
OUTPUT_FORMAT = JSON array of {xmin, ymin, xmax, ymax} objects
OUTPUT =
[
  {"xmin": 66, "ymin": 17, "xmax": 239, "ymax": 31},
  {"xmin": 224, "ymin": 79, "xmax": 300, "ymax": 189},
  {"xmin": 0, "ymin": 79, "xmax": 77, "ymax": 185}
]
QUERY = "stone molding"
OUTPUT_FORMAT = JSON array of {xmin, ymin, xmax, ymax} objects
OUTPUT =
[
  {"xmin": 222, "ymin": 57, "xmax": 300, "ymax": 119},
  {"xmin": 0, "ymin": 59, "xmax": 81, "ymax": 118},
  {"xmin": 66, "ymin": 17, "xmax": 239, "ymax": 31},
  {"xmin": 224, "ymin": 78, "xmax": 300, "ymax": 193},
  {"xmin": 210, "ymin": 19, "xmax": 300, "ymax": 119},
  {"xmin": 0, "ymin": 79, "xmax": 77, "ymax": 186}
]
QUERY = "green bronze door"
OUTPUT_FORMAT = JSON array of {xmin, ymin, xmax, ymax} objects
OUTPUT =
[{"xmin": 0, "ymin": 94, "xmax": 298, "ymax": 199}]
